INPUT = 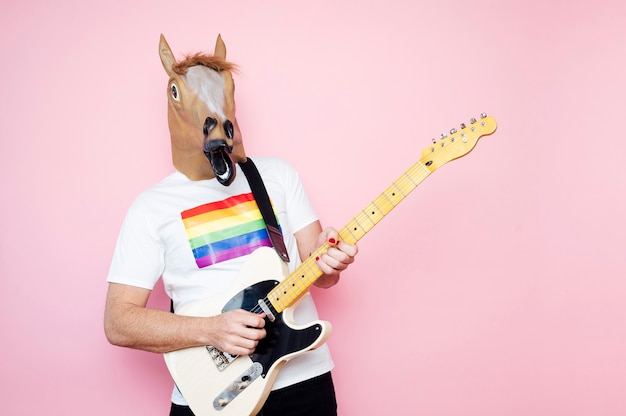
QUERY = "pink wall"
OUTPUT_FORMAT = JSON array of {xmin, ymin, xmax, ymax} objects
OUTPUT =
[{"xmin": 2, "ymin": 1, "xmax": 625, "ymax": 414}]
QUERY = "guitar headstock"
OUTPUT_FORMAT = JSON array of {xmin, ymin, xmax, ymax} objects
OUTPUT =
[{"xmin": 420, "ymin": 113, "xmax": 497, "ymax": 171}]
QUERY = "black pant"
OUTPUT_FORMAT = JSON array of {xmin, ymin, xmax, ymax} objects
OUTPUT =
[{"xmin": 169, "ymin": 372, "xmax": 337, "ymax": 416}]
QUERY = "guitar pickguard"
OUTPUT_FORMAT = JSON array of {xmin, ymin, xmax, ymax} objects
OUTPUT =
[
  {"xmin": 164, "ymin": 247, "xmax": 332, "ymax": 416},
  {"xmin": 209, "ymin": 280, "xmax": 325, "ymax": 410},
  {"xmin": 220, "ymin": 280, "xmax": 325, "ymax": 376}
]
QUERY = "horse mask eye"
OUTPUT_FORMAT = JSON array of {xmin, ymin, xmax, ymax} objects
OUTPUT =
[{"xmin": 170, "ymin": 83, "xmax": 179, "ymax": 101}]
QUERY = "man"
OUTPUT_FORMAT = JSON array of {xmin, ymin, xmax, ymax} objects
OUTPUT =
[{"xmin": 104, "ymin": 34, "xmax": 358, "ymax": 416}]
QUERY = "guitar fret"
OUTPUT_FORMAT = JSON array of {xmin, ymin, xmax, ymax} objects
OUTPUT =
[
  {"xmin": 385, "ymin": 183, "xmax": 407, "ymax": 206},
  {"xmin": 372, "ymin": 195, "xmax": 396, "ymax": 215},
  {"xmin": 408, "ymin": 163, "xmax": 430, "ymax": 182},
  {"xmin": 395, "ymin": 173, "xmax": 418, "ymax": 195},
  {"xmin": 338, "ymin": 228, "xmax": 352, "ymax": 244},
  {"xmin": 280, "ymin": 287, "xmax": 295, "ymax": 305},
  {"xmin": 341, "ymin": 223, "xmax": 360, "ymax": 244},
  {"xmin": 358, "ymin": 205, "xmax": 381, "ymax": 232},
  {"xmin": 365, "ymin": 201, "xmax": 385, "ymax": 220},
  {"xmin": 291, "ymin": 274, "xmax": 307, "ymax": 292},
  {"xmin": 417, "ymin": 160, "xmax": 432, "ymax": 175},
  {"xmin": 295, "ymin": 260, "xmax": 316, "ymax": 288},
  {"xmin": 403, "ymin": 170, "xmax": 419, "ymax": 187},
  {"xmin": 269, "ymin": 256, "xmax": 319, "ymax": 311},
  {"xmin": 347, "ymin": 216, "xmax": 368, "ymax": 240},
  {"xmin": 355, "ymin": 213, "xmax": 369, "ymax": 226},
  {"xmin": 271, "ymin": 289, "xmax": 287, "ymax": 311},
  {"xmin": 390, "ymin": 182, "xmax": 407, "ymax": 197}
]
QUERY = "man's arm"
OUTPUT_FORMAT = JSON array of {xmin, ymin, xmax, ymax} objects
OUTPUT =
[
  {"xmin": 294, "ymin": 221, "xmax": 358, "ymax": 289},
  {"xmin": 103, "ymin": 282, "xmax": 266, "ymax": 355}
]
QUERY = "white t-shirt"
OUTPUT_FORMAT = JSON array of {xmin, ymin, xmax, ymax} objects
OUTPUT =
[{"xmin": 107, "ymin": 156, "xmax": 334, "ymax": 405}]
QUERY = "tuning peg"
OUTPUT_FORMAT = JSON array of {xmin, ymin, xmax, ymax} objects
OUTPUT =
[
  {"xmin": 449, "ymin": 128, "xmax": 457, "ymax": 135},
  {"xmin": 480, "ymin": 112, "xmax": 487, "ymax": 119},
  {"xmin": 440, "ymin": 133, "xmax": 447, "ymax": 140},
  {"xmin": 470, "ymin": 117, "xmax": 477, "ymax": 124},
  {"xmin": 459, "ymin": 123, "xmax": 466, "ymax": 129}
]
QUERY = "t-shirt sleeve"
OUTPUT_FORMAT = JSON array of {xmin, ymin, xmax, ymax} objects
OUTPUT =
[
  {"xmin": 106, "ymin": 199, "xmax": 165, "ymax": 290},
  {"xmin": 279, "ymin": 159, "xmax": 319, "ymax": 234}
]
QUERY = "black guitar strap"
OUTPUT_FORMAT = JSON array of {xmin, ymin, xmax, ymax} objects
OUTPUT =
[{"xmin": 239, "ymin": 157, "xmax": 290, "ymax": 264}]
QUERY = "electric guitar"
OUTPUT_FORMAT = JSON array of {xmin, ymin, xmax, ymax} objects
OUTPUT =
[{"xmin": 164, "ymin": 114, "xmax": 498, "ymax": 415}]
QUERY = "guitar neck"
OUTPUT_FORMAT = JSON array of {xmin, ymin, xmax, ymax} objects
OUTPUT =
[
  {"xmin": 338, "ymin": 160, "xmax": 432, "ymax": 244},
  {"xmin": 267, "ymin": 114, "xmax": 497, "ymax": 313},
  {"xmin": 268, "ymin": 159, "xmax": 433, "ymax": 313}
]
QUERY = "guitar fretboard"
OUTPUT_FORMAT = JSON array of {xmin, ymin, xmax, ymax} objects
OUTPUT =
[
  {"xmin": 267, "ymin": 160, "xmax": 433, "ymax": 313},
  {"xmin": 266, "ymin": 114, "xmax": 497, "ymax": 313}
]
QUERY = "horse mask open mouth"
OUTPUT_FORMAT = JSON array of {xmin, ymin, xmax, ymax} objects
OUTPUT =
[{"xmin": 203, "ymin": 116, "xmax": 236, "ymax": 186}]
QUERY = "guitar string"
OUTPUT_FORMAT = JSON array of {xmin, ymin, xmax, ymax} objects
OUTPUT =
[
  {"xmin": 252, "ymin": 162, "xmax": 433, "ymax": 315},
  {"xmin": 247, "ymin": 129, "xmax": 474, "ymax": 316}
]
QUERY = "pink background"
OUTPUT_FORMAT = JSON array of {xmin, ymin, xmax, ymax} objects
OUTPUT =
[{"xmin": 2, "ymin": 1, "xmax": 625, "ymax": 414}]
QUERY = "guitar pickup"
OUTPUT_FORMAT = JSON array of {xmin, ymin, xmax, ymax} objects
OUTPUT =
[{"xmin": 257, "ymin": 298, "xmax": 276, "ymax": 322}]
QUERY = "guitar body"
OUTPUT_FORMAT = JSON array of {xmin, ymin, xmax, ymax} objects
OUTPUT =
[{"xmin": 164, "ymin": 247, "xmax": 332, "ymax": 416}]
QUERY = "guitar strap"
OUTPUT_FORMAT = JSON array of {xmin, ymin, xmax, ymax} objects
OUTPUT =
[{"xmin": 239, "ymin": 157, "xmax": 290, "ymax": 264}]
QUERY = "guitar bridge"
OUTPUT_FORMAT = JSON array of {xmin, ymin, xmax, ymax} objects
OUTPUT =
[
  {"xmin": 213, "ymin": 362, "xmax": 263, "ymax": 410},
  {"xmin": 206, "ymin": 345, "xmax": 238, "ymax": 371}
]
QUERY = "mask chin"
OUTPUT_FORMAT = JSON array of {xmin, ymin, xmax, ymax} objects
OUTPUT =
[{"xmin": 204, "ymin": 140, "xmax": 236, "ymax": 186}]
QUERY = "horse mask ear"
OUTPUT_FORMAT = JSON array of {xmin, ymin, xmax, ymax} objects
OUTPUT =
[
  {"xmin": 214, "ymin": 34, "xmax": 227, "ymax": 60},
  {"xmin": 159, "ymin": 34, "xmax": 176, "ymax": 76}
]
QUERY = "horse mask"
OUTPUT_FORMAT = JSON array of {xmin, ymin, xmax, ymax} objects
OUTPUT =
[{"xmin": 159, "ymin": 34, "xmax": 245, "ymax": 185}]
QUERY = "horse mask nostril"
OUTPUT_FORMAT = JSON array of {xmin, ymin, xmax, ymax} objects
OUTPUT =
[
  {"xmin": 203, "ymin": 117, "xmax": 217, "ymax": 136},
  {"xmin": 224, "ymin": 120, "xmax": 234, "ymax": 139}
]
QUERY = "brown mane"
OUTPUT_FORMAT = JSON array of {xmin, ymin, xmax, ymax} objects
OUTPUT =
[{"xmin": 172, "ymin": 53, "xmax": 238, "ymax": 75}]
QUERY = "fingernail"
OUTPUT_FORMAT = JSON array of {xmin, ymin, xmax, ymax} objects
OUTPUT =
[
  {"xmin": 315, "ymin": 256, "xmax": 320, "ymax": 261},
  {"xmin": 328, "ymin": 238, "xmax": 336, "ymax": 244}
]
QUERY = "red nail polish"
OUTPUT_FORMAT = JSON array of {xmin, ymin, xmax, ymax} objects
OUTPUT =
[
  {"xmin": 315, "ymin": 256, "xmax": 320, "ymax": 261},
  {"xmin": 328, "ymin": 238, "xmax": 336, "ymax": 244}
]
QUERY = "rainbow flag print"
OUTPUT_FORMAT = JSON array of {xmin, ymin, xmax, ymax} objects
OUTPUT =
[{"xmin": 181, "ymin": 193, "xmax": 278, "ymax": 268}]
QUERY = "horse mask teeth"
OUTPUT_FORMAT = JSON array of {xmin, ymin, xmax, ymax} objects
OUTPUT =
[{"xmin": 204, "ymin": 140, "xmax": 236, "ymax": 186}]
